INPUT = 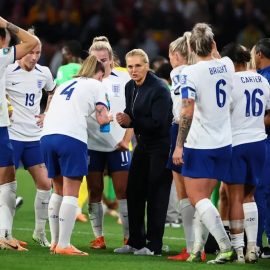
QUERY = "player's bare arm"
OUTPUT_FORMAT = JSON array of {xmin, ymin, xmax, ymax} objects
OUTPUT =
[
  {"xmin": 176, "ymin": 98, "xmax": 194, "ymax": 147},
  {"xmin": 6, "ymin": 22, "xmax": 19, "ymax": 34},
  {"xmin": 44, "ymin": 89, "xmax": 55, "ymax": 113},
  {"xmin": 116, "ymin": 128, "xmax": 134, "ymax": 150},
  {"xmin": 36, "ymin": 89, "xmax": 56, "ymax": 127},
  {"xmin": 173, "ymin": 98, "xmax": 194, "ymax": 165},
  {"xmin": 0, "ymin": 16, "xmax": 38, "ymax": 59}
]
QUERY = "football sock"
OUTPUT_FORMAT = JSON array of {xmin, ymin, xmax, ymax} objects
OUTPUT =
[
  {"xmin": 0, "ymin": 181, "xmax": 16, "ymax": 239},
  {"xmin": 179, "ymin": 198, "xmax": 195, "ymax": 253},
  {"xmin": 34, "ymin": 189, "xmax": 51, "ymax": 235},
  {"xmin": 243, "ymin": 202, "xmax": 258, "ymax": 248},
  {"xmin": 231, "ymin": 232, "xmax": 245, "ymax": 251},
  {"xmin": 58, "ymin": 196, "xmax": 78, "ymax": 248},
  {"xmin": 196, "ymin": 198, "xmax": 231, "ymax": 252},
  {"xmin": 48, "ymin": 193, "xmax": 63, "ymax": 245},
  {"xmin": 89, "ymin": 202, "xmax": 103, "ymax": 238},
  {"xmin": 193, "ymin": 209, "xmax": 209, "ymax": 253},
  {"xmin": 118, "ymin": 199, "xmax": 129, "ymax": 239}
]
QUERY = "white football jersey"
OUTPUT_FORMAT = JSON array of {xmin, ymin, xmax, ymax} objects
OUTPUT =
[
  {"xmin": 87, "ymin": 71, "xmax": 130, "ymax": 152},
  {"xmin": 43, "ymin": 77, "xmax": 108, "ymax": 144},
  {"xmin": 181, "ymin": 57, "xmax": 235, "ymax": 149},
  {"xmin": 170, "ymin": 65, "xmax": 186, "ymax": 122},
  {"xmin": 230, "ymin": 70, "xmax": 270, "ymax": 146},
  {"xmin": 6, "ymin": 62, "xmax": 55, "ymax": 141},
  {"xmin": 0, "ymin": 46, "xmax": 15, "ymax": 127}
]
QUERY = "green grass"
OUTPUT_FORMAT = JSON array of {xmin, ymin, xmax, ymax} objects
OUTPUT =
[{"xmin": 1, "ymin": 169, "xmax": 270, "ymax": 270}]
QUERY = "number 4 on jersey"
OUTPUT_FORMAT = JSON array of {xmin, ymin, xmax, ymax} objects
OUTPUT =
[{"xmin": 60, "ymin": 81, "xmax": 78, "ymax": 100}]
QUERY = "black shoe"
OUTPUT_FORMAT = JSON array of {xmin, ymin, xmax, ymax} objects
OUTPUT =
[
  {"xmin": 16, "ymin": 196, "xmax": 23, "ymax": 209},
  {"xmin": 261, "ymin": 246, "xmax": 270, "ymax": 259}
]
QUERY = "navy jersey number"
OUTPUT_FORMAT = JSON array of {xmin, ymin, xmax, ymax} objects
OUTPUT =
[
  {"xmin": 244, "ymin": 88, "xmax": 263, "ymax": 117},
  {"xmin": 216, "ymin": 79, "xmax": 226, "ymax": 108},
  {"xmin": 60, "ymin": 81, "xmax": 78, "ymax": 100},
  {"xmin": 25, "ymin": 93, "xmax": 35, "ymax": 106}
]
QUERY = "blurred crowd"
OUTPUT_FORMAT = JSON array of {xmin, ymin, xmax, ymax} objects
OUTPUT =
[{"xmin": 1, "ymin": 0, "xmax": 270, "ymax": 69}]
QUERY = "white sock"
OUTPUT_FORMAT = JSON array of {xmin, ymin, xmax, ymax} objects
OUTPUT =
[
  {"xmin": 0, "ymin": 181, "xmax": 16, "ymax": 239},
  {"xmin": 193, "ymin": 210, "xmax": 209, "ymax": 253},
  {"xmin": 89, "ymin": 202, "xmax": 103, "ymax": 238},
  {"xmin": 48, "ymin": 193, "xmax": 63, "ymax": 245},
  {"xmin": 230, "ymin": 219, "xmax": 244, "ymax": 251},
  {"xmin": 118, "ymin": 199, "xmax": 129, "ymax": 239},
  {"xmin": 231, "ymin": 232, "xmax": 245, "ymax": 250},
  {"xmin": 243, "ymin": 202, "xmax": 258, "ymax": 248},
  {"xmin": 196, "ymin": 198, "xmax": 231, "ymax": 252},
  {"xmin": 34, "ymin": 189, "xmax": 51, "ymax": 235},
  {"xmin": 179, "ymin": 198, "xmax": 195, "ymax": 253},
  {"xmin": 223, "ymin": 220, "xmax": 230, "ymax": 227},
  {"xmin": 58, "ymin": 196, "xmax": 78, "ymax": 248}
]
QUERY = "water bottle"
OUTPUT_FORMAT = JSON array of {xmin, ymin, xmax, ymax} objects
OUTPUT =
[{"xmin": 100, "ymin": 93, "xmax": 110, "ymax": 133}]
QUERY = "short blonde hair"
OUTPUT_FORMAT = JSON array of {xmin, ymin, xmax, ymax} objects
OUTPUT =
[
  {"xmin": 75, "ymin": 55, "xmax": 105, "ymax": 78},
  {"xmin": 125, "ymin": 49, "xmax": 149, "ymax": 64},
  {"xmin": 190, "ymin": 23, "xmax": 214, "ymax": 57}
]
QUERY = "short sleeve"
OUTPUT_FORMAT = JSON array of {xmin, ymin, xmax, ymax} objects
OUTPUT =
[
  {"xmin": 94, "ymin": 82, "xmax": 109, "ymax": 109},
  {"xmin": 43, "ymin": 67, "xmax": 56, "ymax": 92}
]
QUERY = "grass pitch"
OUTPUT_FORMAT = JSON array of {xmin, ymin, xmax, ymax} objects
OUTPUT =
[{"xmin": 0, "ymin": 169, "xmax": 269, "ymax": 270}]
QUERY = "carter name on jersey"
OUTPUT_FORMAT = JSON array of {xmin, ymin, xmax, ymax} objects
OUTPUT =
[{"xmin": 240, "ymin": 75, "xmax": 262, "ymax": 84}]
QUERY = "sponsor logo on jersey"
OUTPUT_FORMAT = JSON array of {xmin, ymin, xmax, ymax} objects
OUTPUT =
[{"xmin": 112, "ymin": 84, "xmax": 120, "ymax": 97}]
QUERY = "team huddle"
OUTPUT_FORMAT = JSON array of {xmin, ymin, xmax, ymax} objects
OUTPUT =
[{"xmin": 0, "ymin": 16, "xmax": 269, "ymax": 265}]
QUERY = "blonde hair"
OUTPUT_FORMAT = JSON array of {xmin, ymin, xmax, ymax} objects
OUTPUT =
[
  {"xmin": 247, "ymin": 45, "xmax": 257, "ymax": 70},
  {"xmin": 27, "ymin": 27, "xmax": 35, "ymax": 35},
  {"xmin": 190, "ymin": 23, "xmax": 214, "ymax": 57},
  {"xmin": 169, "ymin": 32, "xmax": 195, "ymax": 65},
  {"xmin": 89, "ymin": 40, "xmax": 113, "ymax": 60},
  {"xmin": 88, "ymin": 40, "xmax": 114, "ymax": 70},
  {"xmin": 27, "ymin": 27, "xmax": 41, "ymax": 46},
  {"xmin": 91, "ymin": 36, "xmax": 122, "ymax": 67},
  {"xmin": 75, "ymin": 55, "xmax": 104, "ymax": 78},
  {"xmin": 125, "ymin": 49, "xmax": 149, "ymax": 64},
  {"xmin": 92, "ymin": 36, "xmax": 109, "ymax": 43}
]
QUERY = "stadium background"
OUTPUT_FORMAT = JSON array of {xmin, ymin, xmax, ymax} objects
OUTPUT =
[
  {"xmin": 1, "ymin": 0, "xmax": 270, "ymax": 76},
  {"xmin": 1, "ymin": 1, "xmax": 270, "ymax": 268}
]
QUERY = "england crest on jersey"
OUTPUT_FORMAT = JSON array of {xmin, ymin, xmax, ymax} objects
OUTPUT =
[
  {"xmin": 37, "ymin": 80, "xmax": 43, "ymax": 89},
  {"xmin": 112, "ymin": 84, "xmax": 120, "ymax": 97}
]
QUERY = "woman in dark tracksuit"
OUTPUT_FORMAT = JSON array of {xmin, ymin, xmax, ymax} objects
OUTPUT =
[{"xmin": 115, "ymin": 49, "xmax": 173, "ymax": 256}]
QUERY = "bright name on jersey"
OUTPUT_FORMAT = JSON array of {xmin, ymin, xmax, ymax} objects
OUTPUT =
[
  {"xmin": 240, "ymin": 75, "xmax": 262, "ymax": 83},
  {"xmin": 209, "ymin": 65, "xmax": 227, "ymax": 75}
]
